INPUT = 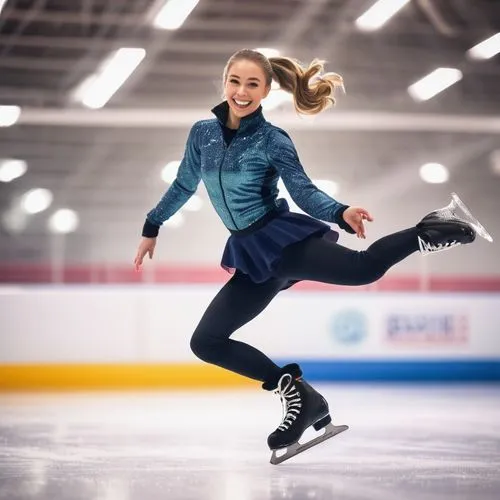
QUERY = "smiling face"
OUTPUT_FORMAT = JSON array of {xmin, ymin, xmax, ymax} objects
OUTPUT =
[{"xmin": 223, "ymin": 59, "xmax": 270, "ymax": 127}]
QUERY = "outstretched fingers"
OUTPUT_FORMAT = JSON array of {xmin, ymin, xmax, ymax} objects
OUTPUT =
[{"xmin": 359, "ymin": 209, "xmax": 374, "ymax": 222}]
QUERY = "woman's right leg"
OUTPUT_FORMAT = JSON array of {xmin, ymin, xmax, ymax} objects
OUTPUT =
[
  {"xmin": 190, "ymin": 271, "xmax": 288, "ymax": 384},
  {"xmin": 276, "ymin": 227, "xmax": 421, "ymax": 286}
]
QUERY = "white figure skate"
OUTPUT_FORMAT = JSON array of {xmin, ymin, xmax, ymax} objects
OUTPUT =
[{"xmin": 417, "ymin": 192, "xmax": 493, "ymax": 255}]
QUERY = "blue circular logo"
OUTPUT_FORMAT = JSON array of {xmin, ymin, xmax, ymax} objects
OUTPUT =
[{"xmin": 331, "ymin": 309, "xmax": 367, "ymax": 345}]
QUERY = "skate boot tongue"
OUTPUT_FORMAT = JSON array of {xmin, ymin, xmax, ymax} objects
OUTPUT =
[{"xmin": 275, "ymin": 374, "xmax": 302, "ymax": 432}]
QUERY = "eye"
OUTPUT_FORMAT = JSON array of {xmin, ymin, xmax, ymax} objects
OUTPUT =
[
  {"xmin": 249, "ymin": 83, "xmax": 258, "ymax": 87},
  {"xmin": 229, "ymin": 79, "xmax": 239, "ymax": 84}
]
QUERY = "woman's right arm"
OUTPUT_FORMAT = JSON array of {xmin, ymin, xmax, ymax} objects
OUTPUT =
[
  {"xmin": 143, "ymin": 122, "xmax": 203, "ymax": 236},
  {"xmin": 135, "ymin": 122, "xmax": 202, "ymax": 269}
]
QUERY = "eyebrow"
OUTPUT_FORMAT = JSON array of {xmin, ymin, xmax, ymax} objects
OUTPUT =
[{"xmin": 229, "ymin": 74, "xmax": 261, "ymax": 82}]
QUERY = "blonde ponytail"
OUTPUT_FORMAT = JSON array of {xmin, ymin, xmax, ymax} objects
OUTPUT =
[
  {"xmin": 223, "ymin": 49, "xmax": 344, "ymax": 116},
  {"xmin": 269, "ymin": 57, "xmax": 344, "ymax": 115}
]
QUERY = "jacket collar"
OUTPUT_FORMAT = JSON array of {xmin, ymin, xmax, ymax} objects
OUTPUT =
[{"xmin": 211, "ymin": 100, "xmax": 265, "ymax": 135}]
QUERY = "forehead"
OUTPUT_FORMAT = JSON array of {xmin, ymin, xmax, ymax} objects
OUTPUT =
[{"xmin": 228, "ymin": 59, "xmax": 266, "ymax": 80}]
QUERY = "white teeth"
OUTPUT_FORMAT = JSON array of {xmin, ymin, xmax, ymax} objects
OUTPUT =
[{"xmin": 234, "ymin": 99, "xmax": 251, "ymax": 106}]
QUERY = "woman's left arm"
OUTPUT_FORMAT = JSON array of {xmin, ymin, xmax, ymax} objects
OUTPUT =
[{"xmin": 267, "ymin": 128, "xmax": 371, "ymax": 234}]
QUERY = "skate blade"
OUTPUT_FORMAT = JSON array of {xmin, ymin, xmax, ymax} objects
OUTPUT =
[
  {"xmin": 451, "ymin": 192, "xmax": 493, "ymax": 243},
  {"xmin": 269, "ymin": 423, "xmax": 349, "ymax": 465}
]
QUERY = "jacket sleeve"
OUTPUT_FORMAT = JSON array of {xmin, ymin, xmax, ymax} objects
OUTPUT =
[
  {"xmin": 267, "ymin": 128, "xmax": 353, "ymax": 232},
  {"xmin": 142, "ymin": 122, "xmax": 202, "ymax": 237}
]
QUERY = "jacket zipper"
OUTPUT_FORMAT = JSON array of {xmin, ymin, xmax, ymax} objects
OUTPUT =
[{"xmin": 219, "ymin": 141, "xmax": 239, "ymax": 230}]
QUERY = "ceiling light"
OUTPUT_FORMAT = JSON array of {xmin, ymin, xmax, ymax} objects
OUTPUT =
[
  {"xmin": 48, "ymin": 209, "xmax": 80, "ymax": 234},
  {"xmin": 313, "ymin": 179, "xmax": 340, "ymax": 197},
  {"xmin": 355, "ymin": 0, "xmax": 410, "ymax": 31},
  {"xmin": 1, "ymin": 207, "xmax": 28, "ymax": 234},
  {"xmin": 161, "ymin": 161, "xmax": 181, "ymax": 184},
  {"xmin": 255, "ymin": 48, "xmax": 281, "ymax": 58},
  {"xmin": 0, "ymin": 159, "xmax": 27, "ymax": 182},
  {"xmin": 1, "ymin": 208, "xmax": 28, "ymax": 234},
  {"xmin": 262, "ymin": 91, "xmax": 293, "ymax": 111},
  {"xmin": 0, "ymin": 105, "xmax": 21, "ymax": 127},
  {"xmin": 419, "ymin": 163, "xmax": 449, "ymax": 184},
  {"xmin": 164, "ymin": 212, "xmax": 184, "ymax": 228},
  {"xmin": 467, "ymin": 33, "xmax": 500, "ymax": 60},
  {"xmin": 153, "ymin": 0, "xmax": 200, "ymax": 30},
  {"xmin": 490, "ymin": 150, "xmax": 500, "ymax": 176},
  {"xmin": 183, "ymin": 194, "xmax": 203, "ymax": 212},
  {"xmin": 74, "ymin": 48, "xmax": 146, "ymax": 109},
  {"xmin": 408, "ymin": 68, "xmax": 462, "ymax": 102},
  {"xmin": 20, "ymin": 188, "xmax": 53, "ymax": 214}
]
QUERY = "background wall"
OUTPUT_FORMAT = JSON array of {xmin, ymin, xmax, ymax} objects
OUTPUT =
[
  {"xmin": 1, "ymin": 285, "xmax": 499, "ymax": 388},
  {"xmin": 1, "ymin": 0, "xmax": 500, "ymax": 391}
]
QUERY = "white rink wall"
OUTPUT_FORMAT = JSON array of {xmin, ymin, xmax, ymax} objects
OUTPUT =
[{"xmin": 1, "ymin": 285, "xmax": 500, "ymax": 367}]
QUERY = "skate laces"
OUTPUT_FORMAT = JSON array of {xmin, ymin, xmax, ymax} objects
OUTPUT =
[
  {"xmin": 418, "ymin": 236, "xmax": 460, "ymax": 255},
  {"xmin": 274, "ymin": 374, "xmax": 302, "ymax": 431}
]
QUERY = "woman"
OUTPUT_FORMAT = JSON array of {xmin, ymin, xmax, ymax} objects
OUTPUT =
[{"xmin": 134, "ymin": 49, "xmax": 481, "ymax": 463}]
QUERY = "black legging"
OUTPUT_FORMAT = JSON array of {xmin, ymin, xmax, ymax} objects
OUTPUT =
[{"xmin": 190, "ymin": 227, "xmax": 420, "ymax": 387}]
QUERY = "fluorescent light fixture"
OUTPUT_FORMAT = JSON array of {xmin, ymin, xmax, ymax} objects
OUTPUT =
[
  {"xmin": 255, "ymin": 48, "xmax": 281, "ymax": 58},
  {"xmin": 467, "ymin": 32, "xmax": 500, "ymax": 60},
  {"xmin": 20, "ymin": 188, "xmax": 53, "ymax": 214},
  {"xmin": 74, "ymin": 48, "xmax": 146, "ymax": 109},
  {"xmin": 314, "ymin": 179, "xmax": 340, "ymax": 197},
  {"xmin": 408, "ymin": 68, "xmax": 462, "ymax": 102},
  {"xmin": 0, "ymin": 159, "xmax": 27, "ymax": 182},
  {"xmin": 153, "ymin": 0, "xmax": 200, "ymax": 30},
  {"xmin": 419, "ymin": 163, "xmax": 449, "ymax": 184},
  {"xmin": 355, "ymin": 0, "xmax": 410, "ymax": 31},
  {"xmin": 0, "ymin": 105, "xmax": 21, "ymax": 127},
  {"xmin": 48, "ymin": 209, "xmax": 80, "ymax": 234},
  {"xmin": 183, "ymin": 194, "xmax": 203, "ymax": 212},
  {"xmin": 161, "ymin": 160, "xmax": 181, "ymax": 184}
]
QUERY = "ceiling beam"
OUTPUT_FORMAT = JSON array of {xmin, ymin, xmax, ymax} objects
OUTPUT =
[
  {"xmin": 1, "ymin": 8, "xmax": 271, "ymax": 32},
  {"xmin": 15, "ymin": 107, "xmax": 500, "ymax": 134}
]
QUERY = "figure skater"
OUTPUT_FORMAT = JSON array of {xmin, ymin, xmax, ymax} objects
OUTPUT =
[{"xmin": 134, "ymin": 49, "xmax": 491, "ymax": 464}]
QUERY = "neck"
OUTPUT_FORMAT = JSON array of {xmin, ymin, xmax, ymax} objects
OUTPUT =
[{"xmin": 226, "ymin": 110, "xmax": 240, "ymax": 129}]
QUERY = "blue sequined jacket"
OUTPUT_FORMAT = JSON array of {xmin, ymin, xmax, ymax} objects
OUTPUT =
[{"xmin": 143, "ymin": 101, "xmax": 351, "ymax": 236}]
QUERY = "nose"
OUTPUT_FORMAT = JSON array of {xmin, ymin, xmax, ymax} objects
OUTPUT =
[{"xmin": 236, "ymin": 84, "xmax": 248, "ymax": 96}]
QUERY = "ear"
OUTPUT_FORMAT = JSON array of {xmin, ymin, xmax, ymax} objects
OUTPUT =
[{"xmin": 263, "ymin": 85, "xmax": 271, "ymax": 98}]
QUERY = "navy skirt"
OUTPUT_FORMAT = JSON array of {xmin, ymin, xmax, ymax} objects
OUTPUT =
[{"xmin": 221, "ymin": 205, "xmax": 339, "ymax": 285}]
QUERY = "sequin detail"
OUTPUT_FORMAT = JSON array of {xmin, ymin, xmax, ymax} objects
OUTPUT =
[{"xmin": 146, "ymin": 101, "xmax": 346, "ymax": 232}]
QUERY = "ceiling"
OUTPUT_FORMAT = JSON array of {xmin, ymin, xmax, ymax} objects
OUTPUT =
[{"xmin": 0, "ymin": 0, "xmax": 499, "ymax": 268}]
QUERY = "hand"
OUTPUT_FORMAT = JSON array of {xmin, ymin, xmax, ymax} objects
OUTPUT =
[
  {"xmin": 343, "ymin": 206, "xmax": 374, "ymax": 239},
  {"xmin": 134, "ymin": 237, "xmax": 157, "ymax": 271}
]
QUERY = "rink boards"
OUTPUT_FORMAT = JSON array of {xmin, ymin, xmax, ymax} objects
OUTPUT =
[{"xmin": 1, "ymin": 285, "xmax": 499, "ymax": 388}]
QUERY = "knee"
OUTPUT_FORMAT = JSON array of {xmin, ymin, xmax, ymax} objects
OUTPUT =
[{"xmin": 190, "ymin": 331, "xmax": 219, "ymax": 363}]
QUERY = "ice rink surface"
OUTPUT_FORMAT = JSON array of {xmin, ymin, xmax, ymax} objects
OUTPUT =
[{"xmin": 1, "ymin": 384, "xmax": 499, "ymax": 500}]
